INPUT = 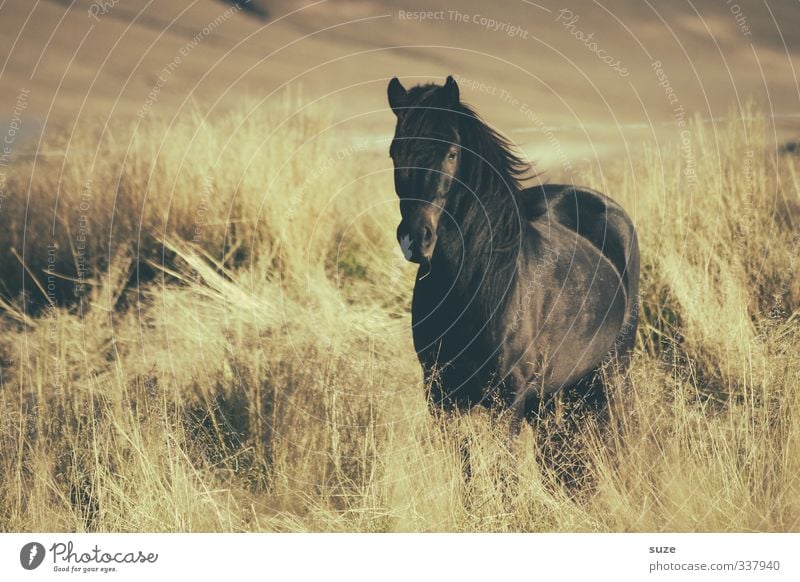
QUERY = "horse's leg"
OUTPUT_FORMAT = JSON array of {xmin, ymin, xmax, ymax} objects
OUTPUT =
[
  {"xmin": 501, "ymin": 369, "xmax": 543, "ymax": 494},
  {"xmin": 528, "ymin": 371, "xmax": 605, "ymax": 494},
  {"xmin": 422, "ymin": 359, "xmax": 456, "ymax": 416},
  {"xmin": 600, "ymin": 310, "xmax": 638, "ymax": 427},
  {"xmin": 606, "ymin": 294, "xmax": 638, "ymax": 419},
  {"xmin": 425, "ymin": 378, "xmax": 449, "ymax": 418},
  {"xmin": 421, "ymin": 365, "xmax": 476, "ymax": 482},
  {"xmin": 503, "ymin": 368, "xmax": 534, "ymax": 440}
]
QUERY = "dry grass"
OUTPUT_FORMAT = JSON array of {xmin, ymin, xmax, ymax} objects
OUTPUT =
[{"xmin": 0, "ymin": 97, "xmax": 798, "ymax": 532}]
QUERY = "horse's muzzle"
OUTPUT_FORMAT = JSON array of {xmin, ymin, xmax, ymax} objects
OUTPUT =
[{"xmin": 397, "ymin": 219, "xmax": 436, "ymax": 263}]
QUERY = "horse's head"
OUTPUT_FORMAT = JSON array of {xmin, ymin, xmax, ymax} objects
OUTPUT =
[{"xmin": 388, "ymin": 76, "xmax": 462, "ymax": 263}]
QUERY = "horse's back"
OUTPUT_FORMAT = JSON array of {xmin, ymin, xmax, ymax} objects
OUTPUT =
[
  {"xmin": 514, "ymin": 183, "xmax": 640, "ymax": 393},
  {"xmin": 523, "ymin": 184, "xmax": 639, "ymax": 302}
]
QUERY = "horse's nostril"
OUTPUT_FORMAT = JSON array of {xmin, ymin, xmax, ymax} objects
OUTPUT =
[{"xmin": 422, "ymin": 225, "xmax": 434, "ymax": 246}]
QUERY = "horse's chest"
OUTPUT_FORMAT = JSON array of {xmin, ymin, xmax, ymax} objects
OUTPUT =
[{"xmin": 411, "ymin": 281, "xmax": 493, "ymax": 362}]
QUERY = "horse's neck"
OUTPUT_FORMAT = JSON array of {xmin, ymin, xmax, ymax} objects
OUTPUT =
[
  {"xmin": 433, "ymin": 192, "xmax": 521, "ymax": 321},
  {"xmin": 454, "ymin": 179, "xmax": 523, "ymax": 255}
]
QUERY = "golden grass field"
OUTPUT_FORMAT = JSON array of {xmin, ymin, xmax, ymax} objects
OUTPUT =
[{"xmin": 0, "ymin": 97, "xmax": 798, "ymax": 532}]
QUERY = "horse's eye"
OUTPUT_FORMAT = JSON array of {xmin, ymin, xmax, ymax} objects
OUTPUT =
[{"xmin": 447, "ymin": 152, "xmax": 457, "ymax": 161}]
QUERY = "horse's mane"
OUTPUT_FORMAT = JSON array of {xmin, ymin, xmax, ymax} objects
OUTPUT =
[
  {"xmin": 451, "ymin": 101, "xmax": 535, "ymax": 258},
  {"xmin": 454, "ymin": 101, "xmax": 532, "ymax": 196},
  {"xmin": 454, "ymin": 104, "xmax": 533, "ymax": 324},
  {"xmin": 402, "ymin": 85, "xmax": 533, "ymax": 198}
]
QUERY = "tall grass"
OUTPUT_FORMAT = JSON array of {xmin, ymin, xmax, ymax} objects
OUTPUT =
[{"xmin": 0, "ymin": 98, "xmax": 798, "ymax": 532}]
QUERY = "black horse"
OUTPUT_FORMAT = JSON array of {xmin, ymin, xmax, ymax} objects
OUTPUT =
[{"xmin": 388, "ymin": 76, "xmax": 639, "ymax": 422}]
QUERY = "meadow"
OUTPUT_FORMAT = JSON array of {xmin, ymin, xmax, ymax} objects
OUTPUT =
[{"xmin": 0, "ymin": 97, "xmax": 798, "ymax": 532}]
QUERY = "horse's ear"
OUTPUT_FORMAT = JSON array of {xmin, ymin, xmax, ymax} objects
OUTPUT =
[
  {"xmin": 388, "ymin": 77, "xmax": 407, "ymax": 115},
  {"xmin": 443, "ymin": 75, "xmax": 460, "ymax": 106}
]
